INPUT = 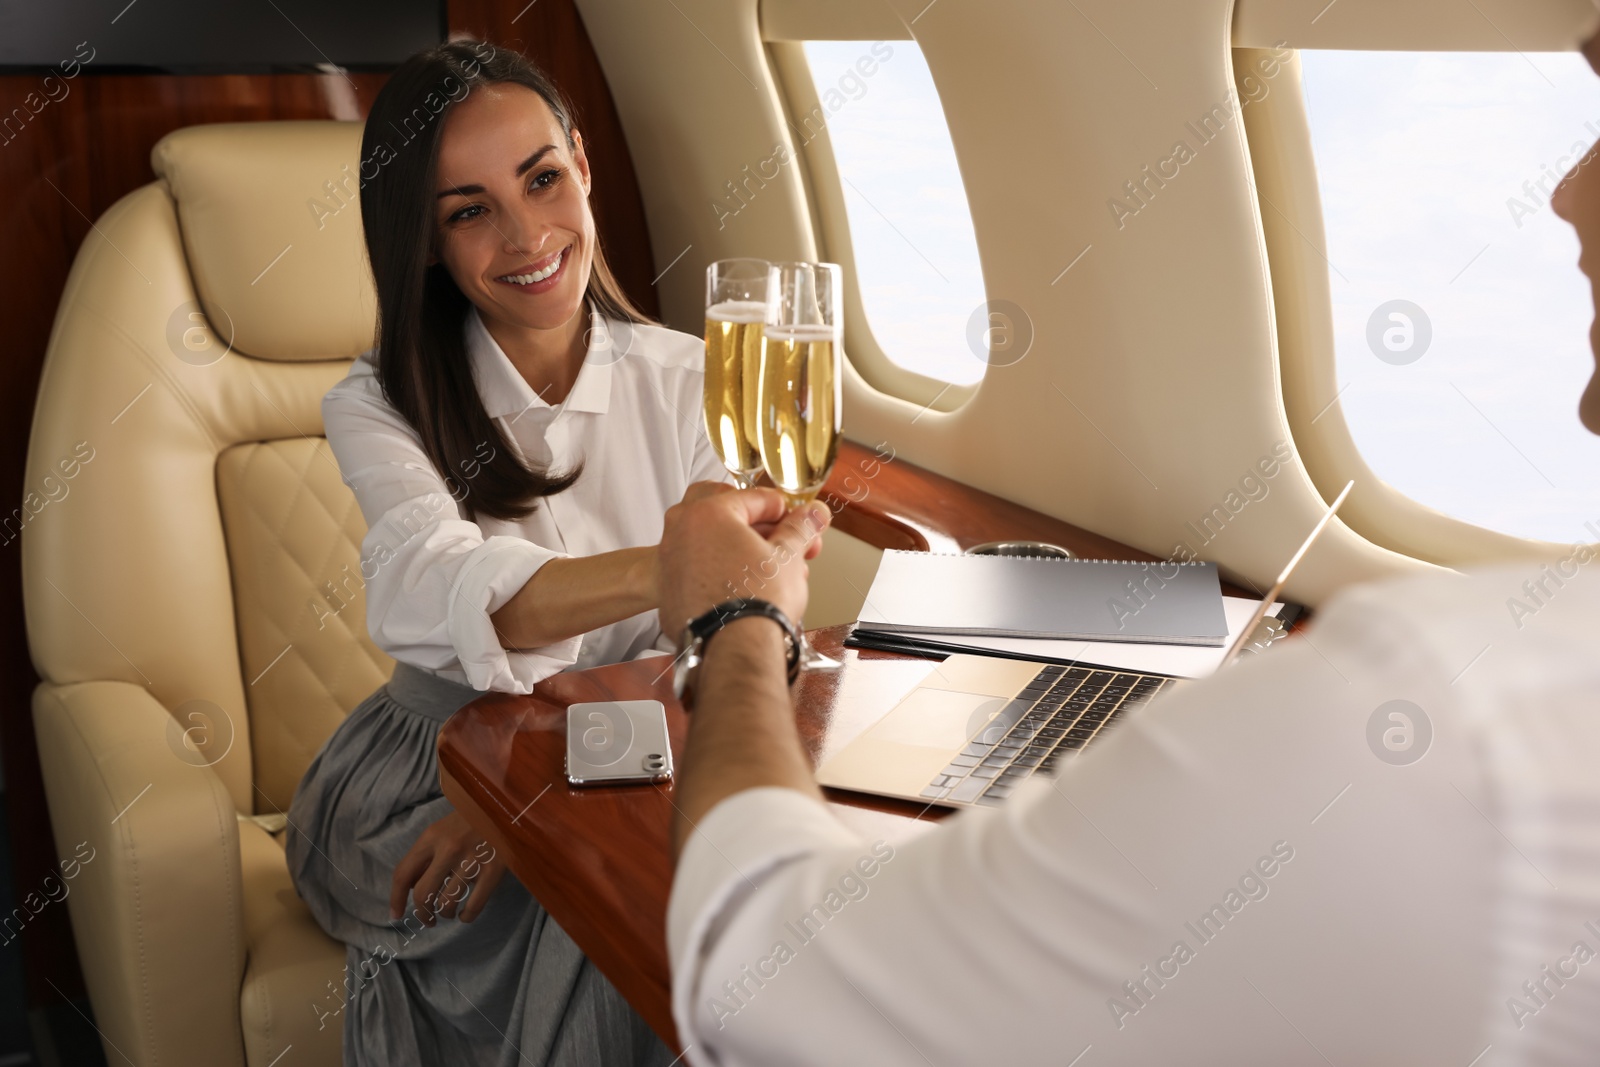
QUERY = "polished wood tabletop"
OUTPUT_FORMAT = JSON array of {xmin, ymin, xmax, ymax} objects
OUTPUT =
[
  {"xmin": 437, "ymin": 438, "xmax": 1263, "ymax": 1048},
  {"xmin": 437, "ymin": 625, "xmax": 947, "ymax": 1049}
]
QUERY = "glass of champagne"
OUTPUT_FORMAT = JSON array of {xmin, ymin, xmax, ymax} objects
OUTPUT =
[
  {"xmin": 703, "ymin": 259, "xmax": 770, "ymax": 488},
  {"xmin": 757, "ymin": 261, "xmax": 844, "ymax": 670}
]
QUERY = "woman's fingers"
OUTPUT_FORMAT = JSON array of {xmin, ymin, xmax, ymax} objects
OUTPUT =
[
  {"xmin": 389, "ymin": 843, "xmax": 435, "ymax": 919},
  {"xmin": 396, "ymin": 855, "xmax": 498, "ymax": 925},
  {"xmin": 436, "ymin": 872, "xmax": 465, "ymax": 919},
  {"xmin": 411, "ymin": 857, "xmax": 456, "ymax": 926},
  {"xmin": 460, "ymin": 861, "xmax": 507, "ymax": 924},
  {"xmin": 390, "ymin": 812, "xmax": 502, "ymax": 925},
  {"xmin": 393, "ymin": 858, "xmax": 492, "ymax": 926}
]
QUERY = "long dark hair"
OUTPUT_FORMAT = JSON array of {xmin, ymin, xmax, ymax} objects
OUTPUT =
[{"xmin": 359, "ymin": 37, "xmax": 653, "ymax": 522}]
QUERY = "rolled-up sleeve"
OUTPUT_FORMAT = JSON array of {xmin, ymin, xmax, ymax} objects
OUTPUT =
[{"xmin": 324, "ymin": 370, "xmax": 580, "ymax": 693}]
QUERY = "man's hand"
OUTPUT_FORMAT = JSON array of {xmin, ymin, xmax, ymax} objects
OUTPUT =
[
  {"xmin": 659, "ymin": 487, "xmax": 831, "ymax": 640},
  {"xmin": 389, "ymin": 809, "xmax": 508, "ymax": 926},
  {"xmin": 678, "ymin": 480, "xmax": 736, "ymax": 506}
]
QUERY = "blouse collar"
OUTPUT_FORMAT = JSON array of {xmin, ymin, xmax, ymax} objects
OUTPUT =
[{"xmin": 465, "ymin": 302, "xmax": 616, "ymax": 419}]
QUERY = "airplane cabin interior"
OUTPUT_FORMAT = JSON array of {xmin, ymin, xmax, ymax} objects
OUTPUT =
[{"xmin": 2, "ymin": 0, "xmax": 1599, "ymax": 1064}]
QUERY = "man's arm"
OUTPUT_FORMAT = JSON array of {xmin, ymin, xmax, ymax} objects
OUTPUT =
[
  {"xmin": 655, "ymin": 489, "xmax": 1516, "ymax": 1067},
  {"xmin": 655, "ymin": 488, "xmax": 829, "ymax": 860},
  {"xmin": 672, "ymin": 617, "xmax": 820, "ymax": 860}
]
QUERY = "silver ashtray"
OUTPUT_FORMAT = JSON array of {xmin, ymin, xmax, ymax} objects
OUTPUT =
[{"xmin": 965, "ymin": 540, "xmax": 1075, "ymax": 559}]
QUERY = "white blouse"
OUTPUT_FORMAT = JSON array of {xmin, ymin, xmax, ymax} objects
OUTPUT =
[{"xmin": 323, "ymin": 303, "xmax": 732, "ymax": 693}]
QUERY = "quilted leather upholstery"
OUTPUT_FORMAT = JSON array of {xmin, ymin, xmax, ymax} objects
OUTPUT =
[
  {"xmin": 22, "ymin": 121, "xmax": 390, "ymax": 1067},
  {"xmin": 218, "ymin": 439, "xmax": 392, "ymax": 812}
]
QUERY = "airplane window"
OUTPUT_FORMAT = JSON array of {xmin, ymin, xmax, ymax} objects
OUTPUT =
[
  {"xmin": 801, "ymin": 40, "xmax": 989, "ymax": 386},
  {"xmin": 1301, "ymin": 50, "xmax": 1600, "ymax": 544}
]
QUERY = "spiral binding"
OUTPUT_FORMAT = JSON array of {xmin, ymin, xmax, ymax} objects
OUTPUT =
[{"xmin": 882, "ymin": 549, "xmax": 1204, "ymax": 565}]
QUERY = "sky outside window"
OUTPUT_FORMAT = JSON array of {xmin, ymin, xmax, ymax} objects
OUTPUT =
[
  {"xmin": 1301, "ymin": 49, "xmax": 1600, "ymax": 544},
  {"xmin": 804, "ymin": 40, "xmax": 989, "ymax": 386}
]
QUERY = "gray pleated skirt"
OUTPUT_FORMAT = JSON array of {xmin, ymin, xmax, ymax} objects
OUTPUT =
[{"xmin": 285, "ymin": 660, "xmax": 674, "ymax": 1067}]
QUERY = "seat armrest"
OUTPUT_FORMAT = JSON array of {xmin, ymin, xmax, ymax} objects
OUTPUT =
[{"xmin": 33, "ymin": 680, "xmax": 247, "ymax": 1067}]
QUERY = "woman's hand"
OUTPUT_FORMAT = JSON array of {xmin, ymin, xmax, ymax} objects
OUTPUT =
[{"xmin": 389, "ymin": 810, "xmax": 507, "ymax": 926}]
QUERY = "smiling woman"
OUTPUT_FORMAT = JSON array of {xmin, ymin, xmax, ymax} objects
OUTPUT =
[
  {"xmin": 365, "ymin": 38, "xmax": 652, "ymax": 522},
  {"xmin": 280, "ymin": 35, "xmax": 740, "ymax": 1067}
]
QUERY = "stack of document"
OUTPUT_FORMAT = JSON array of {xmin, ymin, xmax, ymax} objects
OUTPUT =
[
  {"xmin": 848, "ymin": 594, "xmax": 1288, "ymax": 678},
  {"xmin": 848, "ymin": 550, "xmax": 1279, "ymax": 679}
]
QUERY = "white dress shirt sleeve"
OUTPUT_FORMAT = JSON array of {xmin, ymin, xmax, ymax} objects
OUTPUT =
[
  {"xmin": 666, "ymin": 568, "xmax": 1600, "ymax": 1065},
  {"xmin": 322, "ymin": 371, "xmax": 581, "ymax": 694},
  {"xmin": 668, "ymin": 787, "xmax": 865, "ymax": 1045},
  {"xmin": 665, "ymin": 633, "xmax": 1409, "ymax": 1065}
]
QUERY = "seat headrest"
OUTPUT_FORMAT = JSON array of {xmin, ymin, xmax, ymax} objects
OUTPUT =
[{"xmin": 152, "ymin": 121, "xmax": 378, "ymax": 362}]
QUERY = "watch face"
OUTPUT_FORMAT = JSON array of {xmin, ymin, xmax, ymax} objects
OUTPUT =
[{"xmin": 672, "ymin": 644, "xmax": 699, "ymax": 699}]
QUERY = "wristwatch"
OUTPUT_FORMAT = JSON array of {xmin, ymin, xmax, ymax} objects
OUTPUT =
[{"xmin": 671, "ymin": 597, "xmax": 803, "ymax": 704}]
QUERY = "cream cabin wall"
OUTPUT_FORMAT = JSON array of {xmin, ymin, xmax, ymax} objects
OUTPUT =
[{"xmin": 575, "ymin": 0, "xmax": 1599, "ymax": 616}]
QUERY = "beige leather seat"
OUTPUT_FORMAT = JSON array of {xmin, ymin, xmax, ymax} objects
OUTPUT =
[{"xmin": 22, "ymin": 121, "xmax": 392, "ymax": 1066}]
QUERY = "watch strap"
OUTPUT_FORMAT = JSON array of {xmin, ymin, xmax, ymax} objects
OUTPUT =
[{"xmin": 683, "ymin": 597, "xmax": 803, "ymax": 691}]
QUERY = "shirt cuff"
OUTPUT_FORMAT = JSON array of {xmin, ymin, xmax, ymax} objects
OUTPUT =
[
  {"xmin": 668, "ymin": 787, "xmax": 861, "ymax": 1062},
  {"xmin": 445, "ymin": 535, "xmax": 579, "ymax": 694}
]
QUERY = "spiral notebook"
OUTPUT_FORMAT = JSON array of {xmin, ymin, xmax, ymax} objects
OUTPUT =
[{"xmin": 855, "ymin": 550, "xmax": 1229, "ymax": 647}]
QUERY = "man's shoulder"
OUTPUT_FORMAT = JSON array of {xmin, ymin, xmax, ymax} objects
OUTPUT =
[
  {"xmin": 1314, "ymin": 555, "xmax": 1600, "ymax": 690},
  {"xmin": 1323, "ymin": 555, "xmax": 1600, "ymax": 628}
]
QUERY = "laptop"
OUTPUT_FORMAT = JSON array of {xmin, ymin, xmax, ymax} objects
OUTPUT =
[{"xmin": 815, "ymin": 481, "xmax": 1353, "ymax": 808}]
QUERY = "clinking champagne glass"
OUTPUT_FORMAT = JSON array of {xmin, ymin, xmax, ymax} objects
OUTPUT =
[
  {"xmin": 757, "ymin": 261, "xmax": 844, "ymax": 671},
  {"xmin": 704, "ymin": 259, "xmax": 771, "ymax": 489}
]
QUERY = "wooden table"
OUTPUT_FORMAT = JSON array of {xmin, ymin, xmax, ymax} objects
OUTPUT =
[
  {"xmin": 436, "ymin": 439, "xmax": 1264, "ymax": 1048},
  {"xmin": 438, "ymin": 625, "xmax": 945, "ymax": 1049}
]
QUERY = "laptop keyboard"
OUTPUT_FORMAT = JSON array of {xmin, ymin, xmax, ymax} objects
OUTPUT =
[{"xmin": 920, "ymin": 664, "xmax": 1174, "ymax": 807}]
